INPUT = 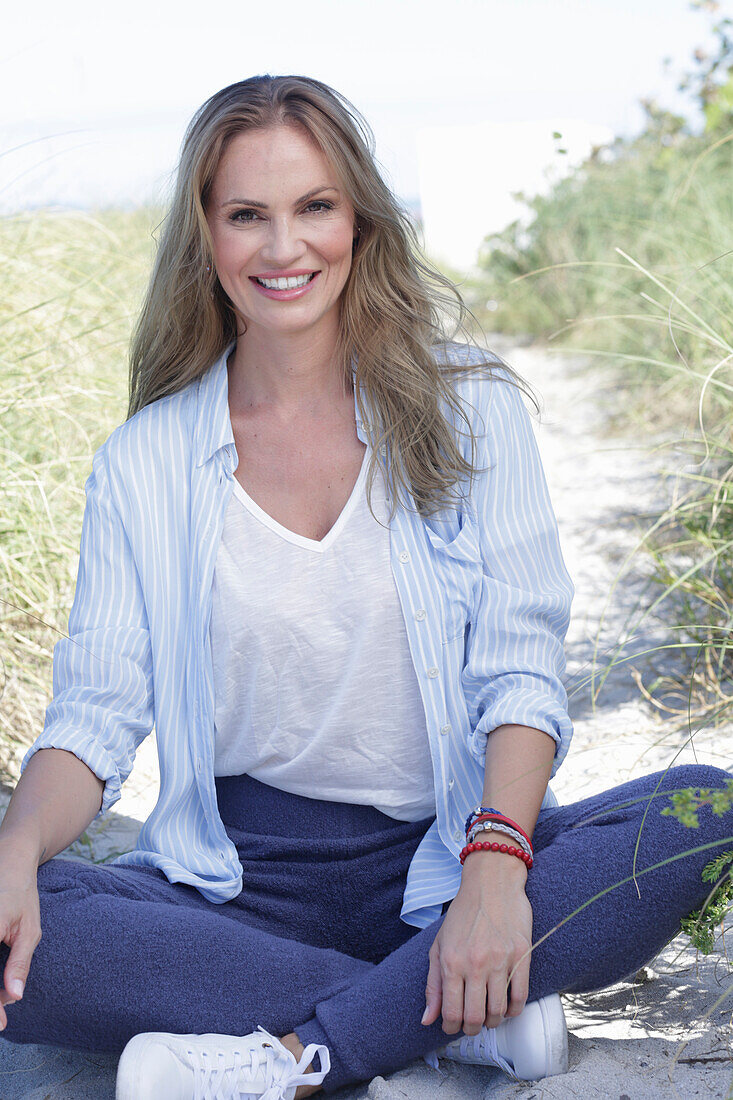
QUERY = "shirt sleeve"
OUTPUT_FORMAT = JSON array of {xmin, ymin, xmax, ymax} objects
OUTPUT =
[
  {"xmin": 460, "ymin": 369, "xmax": 575, "ymax": 778},
  {"xmin": 20, "ymin": 442, "xmax": 155, "ymax": 820}
]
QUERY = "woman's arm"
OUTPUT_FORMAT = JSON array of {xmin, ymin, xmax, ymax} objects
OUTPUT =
[
  {"xmin": 0, "ymin": 748, "xmax": 105, "ymax": 1018},
  {"xmin": 0, "ymin": 747, "xmax": 105, "ymax": 868},
  {"xmin": 472, "ymin": 722, "xmax": 557, "ymax": 847},
  {"xmin": 460, "ymin": 368, "xmax": 575, "ymax": 780},
  {"xmin": 421, "ymin": 724, "xmax": 554, "ymax": 1036},
  {"xmin": 422, "ymin": 367, "xmax": 574, "ymax": 1037},
  {"xmin": 18, "ymin": 442, "xmax": 155, "ymax": 820}
]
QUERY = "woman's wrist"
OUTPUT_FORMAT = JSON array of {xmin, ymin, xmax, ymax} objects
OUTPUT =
[
  {"xmin": 460, "ymin": 858, "xmax": 528, "ymax": 896},
  {"xmin": 460, "ymin": 830, "xmax": 530, "ymax": 882}
]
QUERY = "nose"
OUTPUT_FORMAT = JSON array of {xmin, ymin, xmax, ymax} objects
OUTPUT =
[{"xmin": 259, "ymin": 215, "xmax": 306, "ymax": 267}]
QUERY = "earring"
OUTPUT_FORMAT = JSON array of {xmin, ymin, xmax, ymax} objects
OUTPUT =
[{"xmin": 206, "ymin": 262, "xmax": 212, "ymax": 274}]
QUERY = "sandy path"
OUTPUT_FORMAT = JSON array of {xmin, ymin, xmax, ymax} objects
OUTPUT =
[{"xmin": 2, "ymin": 339, "xmax": 732, "ymax": 1098}]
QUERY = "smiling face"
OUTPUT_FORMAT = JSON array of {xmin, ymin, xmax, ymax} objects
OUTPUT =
[{"xmin": 205, "ymin": 124, "xmax": 358, "ymax": 340}]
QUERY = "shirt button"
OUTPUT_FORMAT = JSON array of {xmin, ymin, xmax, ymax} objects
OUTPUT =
[
  {"xmin": 414, "ymin": 608, "xmax": 427, "ymax": 621},
  {"xmin": 380, "ymin": 444, "xmax": 387, "ymax": 455},
  {"xmin": 399, "ymin": 551, "xmax": 410, "ymax": 564},
  {"xmin": 440, "ymin": 723, "xmax": 451, "ymax": 736},
  {"xmin": 453, "ymin": 829, "xmax": 462, "ymax": 842},
  {"xmin": 427, "ymin": 666, "xmax": 439, "ymax": 679},
  {"xmin": 448, "ymin": 778, "xmax": 455, "ymax": 790}
]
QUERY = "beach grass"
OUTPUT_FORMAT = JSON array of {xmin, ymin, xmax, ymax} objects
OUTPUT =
[
  {"xmin": 0, "ymin": 206, "xmax": 160, "ymax": 782},
  {"xmin": 466, "ymin": 122, "xmax": 733, "ymax": 736}
]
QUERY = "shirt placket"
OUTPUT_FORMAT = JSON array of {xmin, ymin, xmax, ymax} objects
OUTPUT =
[
  {"xmin": 191, "ymin": 445, "xmax": 239, "ymax": 863},
  {"xmin": 388, "ymin": 508, "xmax": 460, "ymax": 845}
]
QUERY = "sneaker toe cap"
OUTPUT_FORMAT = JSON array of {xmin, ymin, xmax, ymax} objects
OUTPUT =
[{"xmin": 116, "ymin": 1033, "xmax": 192, "ymax": 1100}]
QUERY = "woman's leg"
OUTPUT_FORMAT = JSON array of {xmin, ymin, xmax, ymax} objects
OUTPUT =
[
  {"xmin": 7, "ymin": 765, "xmax": 729, "ymax": 1092},
  {"xmin": 1, "ymin": 770, "xmax": 433, "ymax": 1063},
  {"xmin": 294, "ymin": 763, "xmax": 733, "ymax": 1093},
  {"xmin": 1, "ymin": 855, "xmax": 375, "ymax": 1054},
  {"xmin": 526, "ymin": 761, "xmax": 733, "ymax": 994}
]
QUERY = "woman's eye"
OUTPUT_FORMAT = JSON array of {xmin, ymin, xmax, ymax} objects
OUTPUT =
[
  {"xmin": 228, "ymin": 201, "xmax": 333, "ymax": 223},
  {"xmin": 230, "ymin": 209, "xmax": 259, "ymax": 223}
]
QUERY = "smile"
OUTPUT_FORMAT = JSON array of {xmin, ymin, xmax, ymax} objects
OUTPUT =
[
  {"xmin": 249, "ymin": 271, "xmax": 321, "ymax": 301},
  {"xmin": 253, "ymin": 272, "xmax": 318, "ymax": 289}
]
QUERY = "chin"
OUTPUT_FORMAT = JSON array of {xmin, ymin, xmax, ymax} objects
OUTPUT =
[{"xmin": 245, "ymin": 314, "xmax": 327, "ymax": 335}]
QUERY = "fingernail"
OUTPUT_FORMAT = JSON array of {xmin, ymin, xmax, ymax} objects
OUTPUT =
[
  {"xmin": 8, "ymin": 980, "xmax": 23, "ymax": 999},
  {"xmin": 421, "ymin": 1006, "xmax": 430, "ymax": 1024}
]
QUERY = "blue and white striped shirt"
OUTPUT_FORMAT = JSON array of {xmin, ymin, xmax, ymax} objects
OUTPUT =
[{"xmin": 21, "ymin": 341, "xmax": 574, "ymax": 929}]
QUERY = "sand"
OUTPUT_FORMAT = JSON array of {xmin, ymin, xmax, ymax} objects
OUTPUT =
[{"xmin": 1, "ymin": 338, "xmax": 731, "ymax": 1098}]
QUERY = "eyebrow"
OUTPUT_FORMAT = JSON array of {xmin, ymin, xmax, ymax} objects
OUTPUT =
[{"xmin": 221, "ymin": 186, "xmax": 339, "ymax": 209}]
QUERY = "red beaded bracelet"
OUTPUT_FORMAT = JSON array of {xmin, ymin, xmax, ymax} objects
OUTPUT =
[
  {"xmin": 459, "ymin": 840, "xmax": 534, "ymax": 869},
  {"xmin": 468, "ymin": 812, "xmax": 533, "ymax": 853}
]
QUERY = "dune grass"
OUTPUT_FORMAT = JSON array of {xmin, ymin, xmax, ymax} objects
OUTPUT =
[
  {"xmin": 465, "ymin": 124, "xmax": 733, "ymax": 737},
  {"xmin": 0, "ymin": 206, "xmax": 160, "ymax": 782}
]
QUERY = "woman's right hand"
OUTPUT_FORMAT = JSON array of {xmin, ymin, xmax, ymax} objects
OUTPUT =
[{"xmin": 0, "ymin": 845, "xmax": 42, "ymax": 1030}]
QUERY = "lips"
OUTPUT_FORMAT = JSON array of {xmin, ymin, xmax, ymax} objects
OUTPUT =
[
  {"xmin": 249, "ymin": 270, "xmax": 322, "ymax": 300},
  {"xmin": 251, "ymin": 272, "xmax": 318, "ymax": 289}
]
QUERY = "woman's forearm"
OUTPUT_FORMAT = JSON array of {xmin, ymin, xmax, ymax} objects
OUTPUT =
[
  {"xmin": 0, "ymin": 748, "xmax": 105, "ymax": 869},
  {"xmin": 429, "ymin": 725, "xmax": 556, "ymax": 1031},
  {"xmin": 461, "ymin": 723, "xmax": 556, "ymax": 884},
  {"xmin": 479, "ymin": 723, "xmax": 556, "ymax": 840}
]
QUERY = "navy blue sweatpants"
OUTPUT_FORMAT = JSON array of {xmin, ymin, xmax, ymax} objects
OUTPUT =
[{"xmin": 2, "ymin": 764, "xmax": 732, "ymax": 1093}]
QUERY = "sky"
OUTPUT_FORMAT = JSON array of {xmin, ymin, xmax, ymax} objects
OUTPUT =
[{"xmin": 2, "ymin": 0, "xmax": 723, "ymax": 264}]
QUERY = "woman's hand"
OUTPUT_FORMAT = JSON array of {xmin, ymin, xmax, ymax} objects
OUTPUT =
[
  {"xmin": 421, "ymin": 852, "xmax": 533, "ymax": 1035},
  {"xmin": 0, "ymin": 845, "xmax": 42, "ymax": 1030}
]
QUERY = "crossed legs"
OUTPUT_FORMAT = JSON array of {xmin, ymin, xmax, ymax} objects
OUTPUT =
[{"xmin": 1, "ymin": 764, "xmax": 730, "ymax": 1094}]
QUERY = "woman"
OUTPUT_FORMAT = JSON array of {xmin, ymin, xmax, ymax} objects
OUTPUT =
[{"xmin": 0, "ymin": 75, "xmax": 730, "ymax": 1100}]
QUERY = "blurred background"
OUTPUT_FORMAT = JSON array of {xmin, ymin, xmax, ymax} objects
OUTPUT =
[{"xmin": 1, "ymin": 0, "xmax": 722, "ymax": 268}]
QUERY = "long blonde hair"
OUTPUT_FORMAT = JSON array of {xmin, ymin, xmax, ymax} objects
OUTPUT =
[{"xmin": 128, "ymin": 74, "xmax": 536, "ymax": 518}]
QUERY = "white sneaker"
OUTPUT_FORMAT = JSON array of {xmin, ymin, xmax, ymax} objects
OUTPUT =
[
  {"xmin": 424, "ymin": 993, "xmax": 568, "ymax": 1081},
  {"xmin": 115, "ymin": 1023, "xmax": 331, "ymax": 1100}
]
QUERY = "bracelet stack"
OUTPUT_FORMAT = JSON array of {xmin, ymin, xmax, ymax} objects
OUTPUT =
[{"xmin": 460, "ymin": 804, "xmax": 534, "ymax": 869}]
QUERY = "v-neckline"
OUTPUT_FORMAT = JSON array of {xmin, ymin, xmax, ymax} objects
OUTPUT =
[{"xmin": 230, "ymin": 445, "xmax": 370, "ymax": 555}]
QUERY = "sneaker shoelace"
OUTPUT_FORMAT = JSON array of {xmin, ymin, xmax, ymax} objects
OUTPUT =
[
  {"xmin": 453, "ymin": 1029, "xmax": 519, "ymax": 1081},
  {"xmin": 424, "ymin": 1028, "xmax": 519, "ymax": 1082},
  {"xmin": 187, "ymin": 1025, "xmax": 321, "ymax": 1100}
]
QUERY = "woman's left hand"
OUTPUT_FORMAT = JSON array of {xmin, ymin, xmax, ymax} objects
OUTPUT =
[{"xmin": 421, "ymin": 855, "xmax": 533, "ymax": 1035}]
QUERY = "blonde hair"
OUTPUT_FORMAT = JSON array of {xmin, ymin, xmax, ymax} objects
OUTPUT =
[{"xmin": 128, "ymin": 74, "xmax": 535, "ymax": 518}]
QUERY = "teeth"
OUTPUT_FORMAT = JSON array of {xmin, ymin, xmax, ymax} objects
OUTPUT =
[{"xmin": 257, "ymin": 273, "xmax": 314, "ymax": 289}]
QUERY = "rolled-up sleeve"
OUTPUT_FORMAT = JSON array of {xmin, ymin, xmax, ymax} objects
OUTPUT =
[
  {"xmin": 20, "ymin": 443, "xmax": 155, "ymax": 819},
  {"xmin": 461, "ymin": 369, "xmax": 575, "ymax": 778}
]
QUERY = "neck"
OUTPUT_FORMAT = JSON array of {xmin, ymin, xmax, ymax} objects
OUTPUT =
[{"xmin": 227, "ymin": 319, "xmax": 351, "ymax": 416}]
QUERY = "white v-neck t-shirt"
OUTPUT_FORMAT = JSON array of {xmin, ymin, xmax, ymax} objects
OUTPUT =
[{"xmin": 209, "ymin": 444, "xmax": 436, "ymax": 822}]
